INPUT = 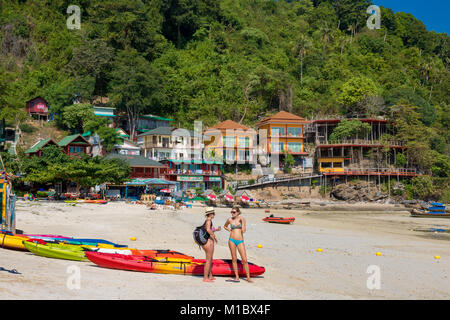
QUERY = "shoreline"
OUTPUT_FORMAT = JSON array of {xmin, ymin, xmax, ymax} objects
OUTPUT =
[{"xmin": 1, "ymin": 201, "xmax": 449, "ymax": 299}]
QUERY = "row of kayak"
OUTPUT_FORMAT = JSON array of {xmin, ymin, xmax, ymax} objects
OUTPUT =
[{"xmin": 0, "ymin": 231, "xmax": 265, "ymax": 277}]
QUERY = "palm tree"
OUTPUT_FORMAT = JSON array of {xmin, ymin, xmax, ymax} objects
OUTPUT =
[
  {"xmin": 293, "ymin": 35, "xmax": 311, "ymax": 87},
  {"xmin": 239, "ymin": 74, "xmax": 260, "ymax": 124}
]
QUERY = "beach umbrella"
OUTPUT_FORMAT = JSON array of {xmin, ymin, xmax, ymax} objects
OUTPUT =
[
  {"xmin": 160, "ymin": 189, "xmax": 171, "ymax": 193},
  {"xmin": 207, "ymin": 194, "xmax": 217, "ymax": 201},
  {"xmin": 225, "ymin": 194, "xmax": 234, "ymax": 202},
  {"xmin": 241, "ymin": 195, "xmax": 250, "ymax": 202}
]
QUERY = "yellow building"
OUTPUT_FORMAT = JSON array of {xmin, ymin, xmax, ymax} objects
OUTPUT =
[
  {"xmin": 256, "ymin": 111, "xmax": 308, "ymax": 163},
  {"xmin": 203, "ymin": 120, "xmax": 255, "ymax": 164},
  {"xmin": 318, "ymin": 158, "xmax": 345, "ymax": 173}
]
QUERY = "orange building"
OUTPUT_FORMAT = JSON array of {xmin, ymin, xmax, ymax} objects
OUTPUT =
[
  {"xmin": 203, "ymin": 120, "xmax": 256, "ymax": 164},
  {"xmin": 256, "ymin": 111, "xmax": 308, "ymax": 163}
]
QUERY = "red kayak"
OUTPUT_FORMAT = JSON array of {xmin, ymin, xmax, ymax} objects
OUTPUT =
[
  {"xmin": 85, "ymin": 252, "xmax": 265, "ymax": 277},
  {"xmin": 262, "ymin": 216, "xmax": 295, "ymax": 224}
]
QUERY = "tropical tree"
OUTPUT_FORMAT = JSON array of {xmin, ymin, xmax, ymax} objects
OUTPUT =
[{"xmin": 109, "ymin": 49, "xmax": 162, "ymax": 140}]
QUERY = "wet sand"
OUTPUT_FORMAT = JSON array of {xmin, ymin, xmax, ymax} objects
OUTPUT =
[{"xmin": 1, "ymin": 200, "xmax": 449, "ymax": 299}]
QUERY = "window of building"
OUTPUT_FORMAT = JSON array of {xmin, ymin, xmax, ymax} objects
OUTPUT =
[
  {"xmin": 288, "ymin": 127, "xmax": 302, "ymax": 137},
  {"xmin": 224, "ymin": 149, "xmax": 235, "ymax": 161},
  {"xmin": 333, "ymin": 162, "xmax": 343, "ymax": 168},
  {"xmin": 238, "ymin": 150, "xmax": 250, "ymax": 161},
  {"xmin": 270, "ymin": 142, "xmax": 284, "ymax": 153},
  {"xmin": 238, "ymin": 137, "xmax": 250, "ymax": 148},
  {"xmin": 271, "ymin": 127, "xmax": 285, "ymax": 137},
  {"xmin": 287, "ymin": 142, "xmax": 302, "ymax": 153},
  {"xmin": 321, "ymin": 162, "xmax": 332, "ymax": 168},
  {"xmin": 223, "ymin": 136, "xmax": 235, "ymax": 147},
  {"xmin": 69, "ymin": 146, "xmax": 83, "ymax": 154}
]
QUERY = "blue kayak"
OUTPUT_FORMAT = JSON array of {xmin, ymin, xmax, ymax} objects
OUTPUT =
[{"xmin": 56, "ymin": 238, "xmax": 128, "ymax": 248}]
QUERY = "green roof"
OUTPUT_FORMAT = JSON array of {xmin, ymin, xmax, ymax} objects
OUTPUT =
[
  {"xmin": 105, "ymin": 154, "xmax": 166, "ymax": 168},
  {"xmin": 25, "ymin": 139, "xmax": 56, "ymax": 154},
  {"xmin": 140, "ymin": 115, "xmax": 173, "ymax": 121},
  {"xmin": 95, "ymin": 113, "xmax": 117, "ymax": 117},
  {"xmin": 58, "ymin": 134, "xmax": 90, "ymax": 147}
]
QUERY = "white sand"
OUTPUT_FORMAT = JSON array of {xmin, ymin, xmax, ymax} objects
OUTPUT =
[{"xmin": 1, "ymin": 200, "xmax": 449, "ymax": 300}]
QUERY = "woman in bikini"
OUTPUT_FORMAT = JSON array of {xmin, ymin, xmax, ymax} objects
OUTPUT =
[
  {"xmin": 223, "ymin": 207, "xmax": 253, "ymax": 283},
  {"xmin": 202, "ymin": 207, "xmax": 220, "ymax": 282}
]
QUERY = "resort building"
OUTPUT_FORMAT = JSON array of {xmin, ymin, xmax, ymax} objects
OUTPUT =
[
  {"xmin": 139, "ymin": 127, "xmax": 202, "ymax": 161},
  {"xmin": 112, "ymin": 138, "xmax": 141, "ymax": 156},
  {"xmin": 306, "ymin": 118, "xmax": 418, "ymax": 178},
  {"xmin": 119, "ymin": 114, "xmax": 173, "ymax": 136},
  {"xmin": 57, "ymin": 134, "xmax": 91, "ymax": 157},
  {"xmin": 93, "ymin": 106, "xmax": 116, "ymax": 126},
  {"xmin": 104, "ymin": 154, "xmax": 173, "ymax": 200},
  {"xmin": 138, "ymin": 114, "xmax": 173, "ymax": 131},
  {"xmin": 26, "ymin": 96, "xmax": 50, "ymax": 121},
  {"xmin": 105, "ymin": 154, "xmax": 167, "ymax": 179},
  {"xmin": 160, "ymin": 159, "xmax": 223, "ymax": 192},
  {"xmin": 203, "ymin": 120, "xmax": 256, "ymax": 165},
  {"xmin": 255, "ymin": 111, "xmax": 309, "ymax": 166},
  {"xmin": 24, "ymin": 138, "xmax": 59, "ymax": 157}
]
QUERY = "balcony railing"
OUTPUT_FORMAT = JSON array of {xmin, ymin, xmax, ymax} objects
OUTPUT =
[
  {"xmin": 167, "ymin": 170, "xmax": 221, "ymax": 176},
  {"xmin": 130, "ymin": 172, "xmax": 160, "ymax": 178},
  {"xmin": 317, "ymin": 139, "xmax": 405, "ymax": 147},
  {"xmin": 323, "ymin": 167, "xmax": 418, "ymax": 175}
]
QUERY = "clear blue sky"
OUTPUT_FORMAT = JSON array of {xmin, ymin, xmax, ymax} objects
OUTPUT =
[{"xmin": 375, "ymin": 0, "xmax": 449, "ymax": 34}]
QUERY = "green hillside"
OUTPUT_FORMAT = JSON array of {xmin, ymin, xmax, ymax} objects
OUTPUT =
[{"xmin": 0, "ymin": 0, "xmax": 449, "ymax": 199}]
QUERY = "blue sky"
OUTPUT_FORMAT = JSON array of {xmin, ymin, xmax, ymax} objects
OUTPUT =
[{"xmin": 375, "ymin": 0, "xmax": 449, "ymax": 34}]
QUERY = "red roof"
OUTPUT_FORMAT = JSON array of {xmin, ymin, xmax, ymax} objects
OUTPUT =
[
  {"xmin": 257, "ymin": 111, "xmax": 307, "ymax": 127},
  {"xmin": 206, "ymin": 120, "xmax": 252, "ymax": 132}
]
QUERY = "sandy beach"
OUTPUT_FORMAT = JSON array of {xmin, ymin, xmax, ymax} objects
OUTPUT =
[{"xmin": 1, "ymin": 200, "xmax": 449, "ymax": 300}]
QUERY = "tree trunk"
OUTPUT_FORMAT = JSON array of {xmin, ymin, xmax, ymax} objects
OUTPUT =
[{"xmin": 300, "ymin": 55, "xmax": 303, "ymax": 87}]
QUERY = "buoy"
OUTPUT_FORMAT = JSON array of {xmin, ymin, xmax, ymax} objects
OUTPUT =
[
  {"xmin": 257, "ymin": 244, "xmax": 263, "ymax": 248},
  {"xmin": 316, "ymin": 248, "xmax": 323, "ymax": 252},
  {"xmin": 376, "ymin": 252, "xmax": 382, "ymax": 256},
  {"xmin": 130, "ymin": 237, "xmax": 136, "ymax": 241},
  {"xmin": 435, "ymin": 255, "xmax": 441, "ymax": 260}
]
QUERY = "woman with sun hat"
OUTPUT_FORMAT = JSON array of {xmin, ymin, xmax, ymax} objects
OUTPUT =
[{"xmin": 198, "ymin": 207, "xmax": 220, "ymax": 282}]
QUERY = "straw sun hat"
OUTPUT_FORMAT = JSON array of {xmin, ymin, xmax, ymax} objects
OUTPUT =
[{"xmin": 205, "ymin": 207, "xmax": 215, "ymax": 215}]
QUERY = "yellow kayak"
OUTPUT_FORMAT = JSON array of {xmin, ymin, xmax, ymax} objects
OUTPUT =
[
  {"xmin": 0, "ymin": 233, "xmax": 134, "ymax": 252},
  {"xmin": 0, "ymin": 234, "xmax": 29, "ymax": 251}
]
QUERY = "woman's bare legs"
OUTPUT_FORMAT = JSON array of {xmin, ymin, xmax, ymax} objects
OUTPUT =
[
  {"xmin": 237, "ymin": 243, "xmax": 253, "ymax": 283},
  {"xmin": 202, "ymin": 239, "xmax": 214, "ymax": 282},
  {"xmin": 228, "ymin": 240, "xmax": 240, "ymax": 281}
]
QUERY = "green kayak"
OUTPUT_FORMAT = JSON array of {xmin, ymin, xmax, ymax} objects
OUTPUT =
[{"xmin": 23, "ymin": 241, "xmax": 89, "ymax": 261}]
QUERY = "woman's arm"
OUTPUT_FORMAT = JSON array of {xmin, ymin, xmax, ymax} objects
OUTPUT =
[
  {"xmin": 223, "ymin": 218, "xmax": 231, "ymax": 232},
  {"xmin": 241, "ymin": 217, "xmax": 247, "ymax": 233},
  {"xmin": 205, "ymin": 219, "xmax": 218, "ymax": 242}
]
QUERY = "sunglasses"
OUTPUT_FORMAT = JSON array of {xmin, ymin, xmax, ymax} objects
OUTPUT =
[{"xmin": 231, "ymin": 211, "xmax": 237, "ymax": 213}]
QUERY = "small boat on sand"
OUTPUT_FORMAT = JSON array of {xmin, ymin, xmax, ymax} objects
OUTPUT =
[
  {"xmin": 262, "ymin": 216, "xmax": 295, "ymax": 224},
  {"xmin": 411, "ymin": 203, "xmax": 449, "ymax": 218}
]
